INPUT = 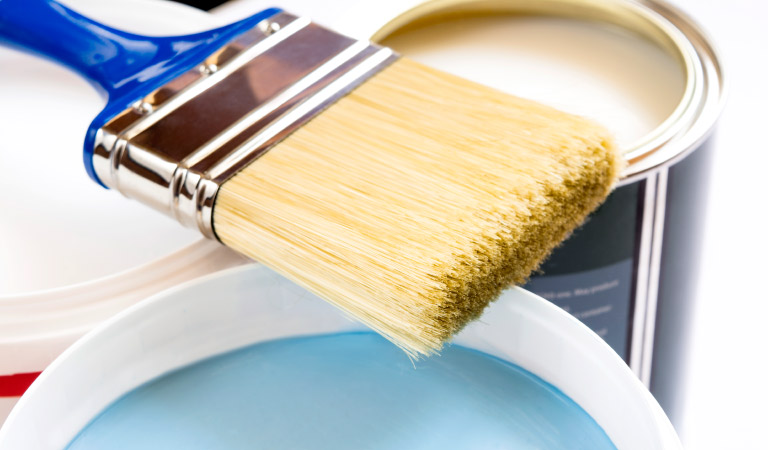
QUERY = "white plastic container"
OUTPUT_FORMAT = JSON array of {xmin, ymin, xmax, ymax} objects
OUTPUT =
[{"xmin": 0, "ymin": 264, "xmax": 681, "ymax": 449}]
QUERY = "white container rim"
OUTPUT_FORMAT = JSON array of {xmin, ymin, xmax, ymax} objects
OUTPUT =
[{"xmin": 0, "ymin": 264, "xmax": 681, "ymax": 449}]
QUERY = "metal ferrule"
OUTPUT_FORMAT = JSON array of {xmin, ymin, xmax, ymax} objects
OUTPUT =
[{"xmin": 92, "ymin": 12, "xmax": 398, "ymax": 240}]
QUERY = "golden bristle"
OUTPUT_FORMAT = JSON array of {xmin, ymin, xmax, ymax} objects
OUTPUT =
[{"xmin": 213, "ymin": 57, "xmax": 623, "ymax": 357}]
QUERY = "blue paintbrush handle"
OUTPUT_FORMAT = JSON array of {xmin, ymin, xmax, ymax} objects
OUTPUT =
[
  {"xmin": 0, "ymin": 0, "xmax": 280, "ymax": 185},
  {"xmin": 0, "ymin": 0, "xmax": 160, "ymax": 97}
]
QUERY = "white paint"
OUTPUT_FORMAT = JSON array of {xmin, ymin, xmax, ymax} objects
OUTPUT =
[{"xmin": 381, "ymin": 15, "xmax": 685, "ymax": 150}]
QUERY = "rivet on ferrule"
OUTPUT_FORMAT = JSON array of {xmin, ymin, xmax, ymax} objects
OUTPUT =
[
  {"xmin": 131, "ymin": 101, "xmax": 154, "ymax": 115},
  {"xmin": 198, "ymin": 63, "xmax": 218, "ymax": 75},
  {"xmin": 260, "ymin": 20, "xmax": 282, "ymax": 35}
]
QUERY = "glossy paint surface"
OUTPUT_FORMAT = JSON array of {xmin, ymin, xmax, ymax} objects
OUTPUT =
[{"xmin": 67, "ymin": 333, "xmax": 616, "ymax": 450}]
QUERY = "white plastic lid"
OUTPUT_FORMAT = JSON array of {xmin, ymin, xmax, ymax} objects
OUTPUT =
[
  {"xmin": 0, "ymin": 0, "xmax": 246, "ymax": 376},
  {"xmin": 0, "ymin": 0, "xmax": 220, "ymax": 296}
]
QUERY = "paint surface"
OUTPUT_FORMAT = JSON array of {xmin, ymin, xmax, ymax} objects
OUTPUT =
[
  {"xmin": 67, "ymin": 333, "xmax": 615, "ymax": 450},
  {"xmin": 382, "ymin": 15, "xmax": 684, "ymax": 149}
]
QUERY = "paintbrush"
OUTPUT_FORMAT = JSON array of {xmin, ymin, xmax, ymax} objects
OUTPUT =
[{"xmin": 0, "ymin": 1, "xmax": 622, "ymax": 357}]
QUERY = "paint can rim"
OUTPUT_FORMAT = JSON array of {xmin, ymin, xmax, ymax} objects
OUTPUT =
[{"xmin": 367, "ymin": 0, "xmax": 726, "ymax": 182}]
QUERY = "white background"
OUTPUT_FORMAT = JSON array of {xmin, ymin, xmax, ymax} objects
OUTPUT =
[{"xmin": 661, "ymin": 1, "xmax": 768, "ymax": 448}]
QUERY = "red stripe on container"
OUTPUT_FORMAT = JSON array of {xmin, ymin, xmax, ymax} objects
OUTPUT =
[{"xmin": 0, "ymin": 372, "xmax": 42, "ymax": 397}]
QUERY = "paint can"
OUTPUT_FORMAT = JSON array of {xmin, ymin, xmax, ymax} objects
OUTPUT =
[
  {"xmin": 365, "ymin": 0, "xmax": 725, "ymax": 427},
  {"xmin": 216, "ymin": 0, "xmax": 724, "ymax": 426},
  {"xmin": 0, "ymin": 0, "xmax": 247, "ymax": 421},
  {"xmin": 0, "ymin": 265, "xmax": 682, "ymax": 449}
]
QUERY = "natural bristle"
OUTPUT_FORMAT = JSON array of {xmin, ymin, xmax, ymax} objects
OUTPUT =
[{"xmin": 213, "ymin": 57, "xmax": 623, "ymax": 357}]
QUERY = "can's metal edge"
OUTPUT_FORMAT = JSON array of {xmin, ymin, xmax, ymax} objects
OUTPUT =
[{"xmin": 369, "ymin": 0, "xmax": 726, "ymax": 180}]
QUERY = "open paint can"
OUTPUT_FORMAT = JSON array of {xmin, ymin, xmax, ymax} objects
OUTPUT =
[
  {"xmin": 0, "ymin": 0, "xmax": 247, "ymax": 420},
  {"xmin": 216, "ymin": 0, "xmax": 723, "ymax": 426},
  {"xmin": 0, "ymin": 265, "xmax": 682, "ymax": 449}
]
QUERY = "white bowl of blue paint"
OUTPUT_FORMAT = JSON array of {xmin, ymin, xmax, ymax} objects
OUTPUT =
[{"xmin": 0, "ymin": 264, "xmax": 681, "ymax": 449}]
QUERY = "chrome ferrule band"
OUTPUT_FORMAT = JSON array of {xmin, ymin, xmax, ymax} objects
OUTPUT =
[{"xmin": 92, "ymin": 12, "xmax": 398, "ymax": 239}]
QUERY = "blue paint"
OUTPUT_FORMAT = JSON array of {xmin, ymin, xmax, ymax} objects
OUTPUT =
[
  {"xmin": 67, "ymin": 333, "xmax": 616, "ymax": 450},
  {"xmin": 0, "ymin": 0, "xmax": 280, "ymax": 186}
]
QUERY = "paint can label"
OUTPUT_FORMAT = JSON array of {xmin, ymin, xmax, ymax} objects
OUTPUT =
[{"xmin": 524, "ymin": 183, "xmax": 642, "ymax": 361}]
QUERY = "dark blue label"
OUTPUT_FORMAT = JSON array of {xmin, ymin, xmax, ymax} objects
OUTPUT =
[
  {"xmin": 523, "ymin": 182, "xmax": 644, "ymax": 361},
  {"xmin": 523, "ymin": 259, "xmax": 634, "ymax": 360}
]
